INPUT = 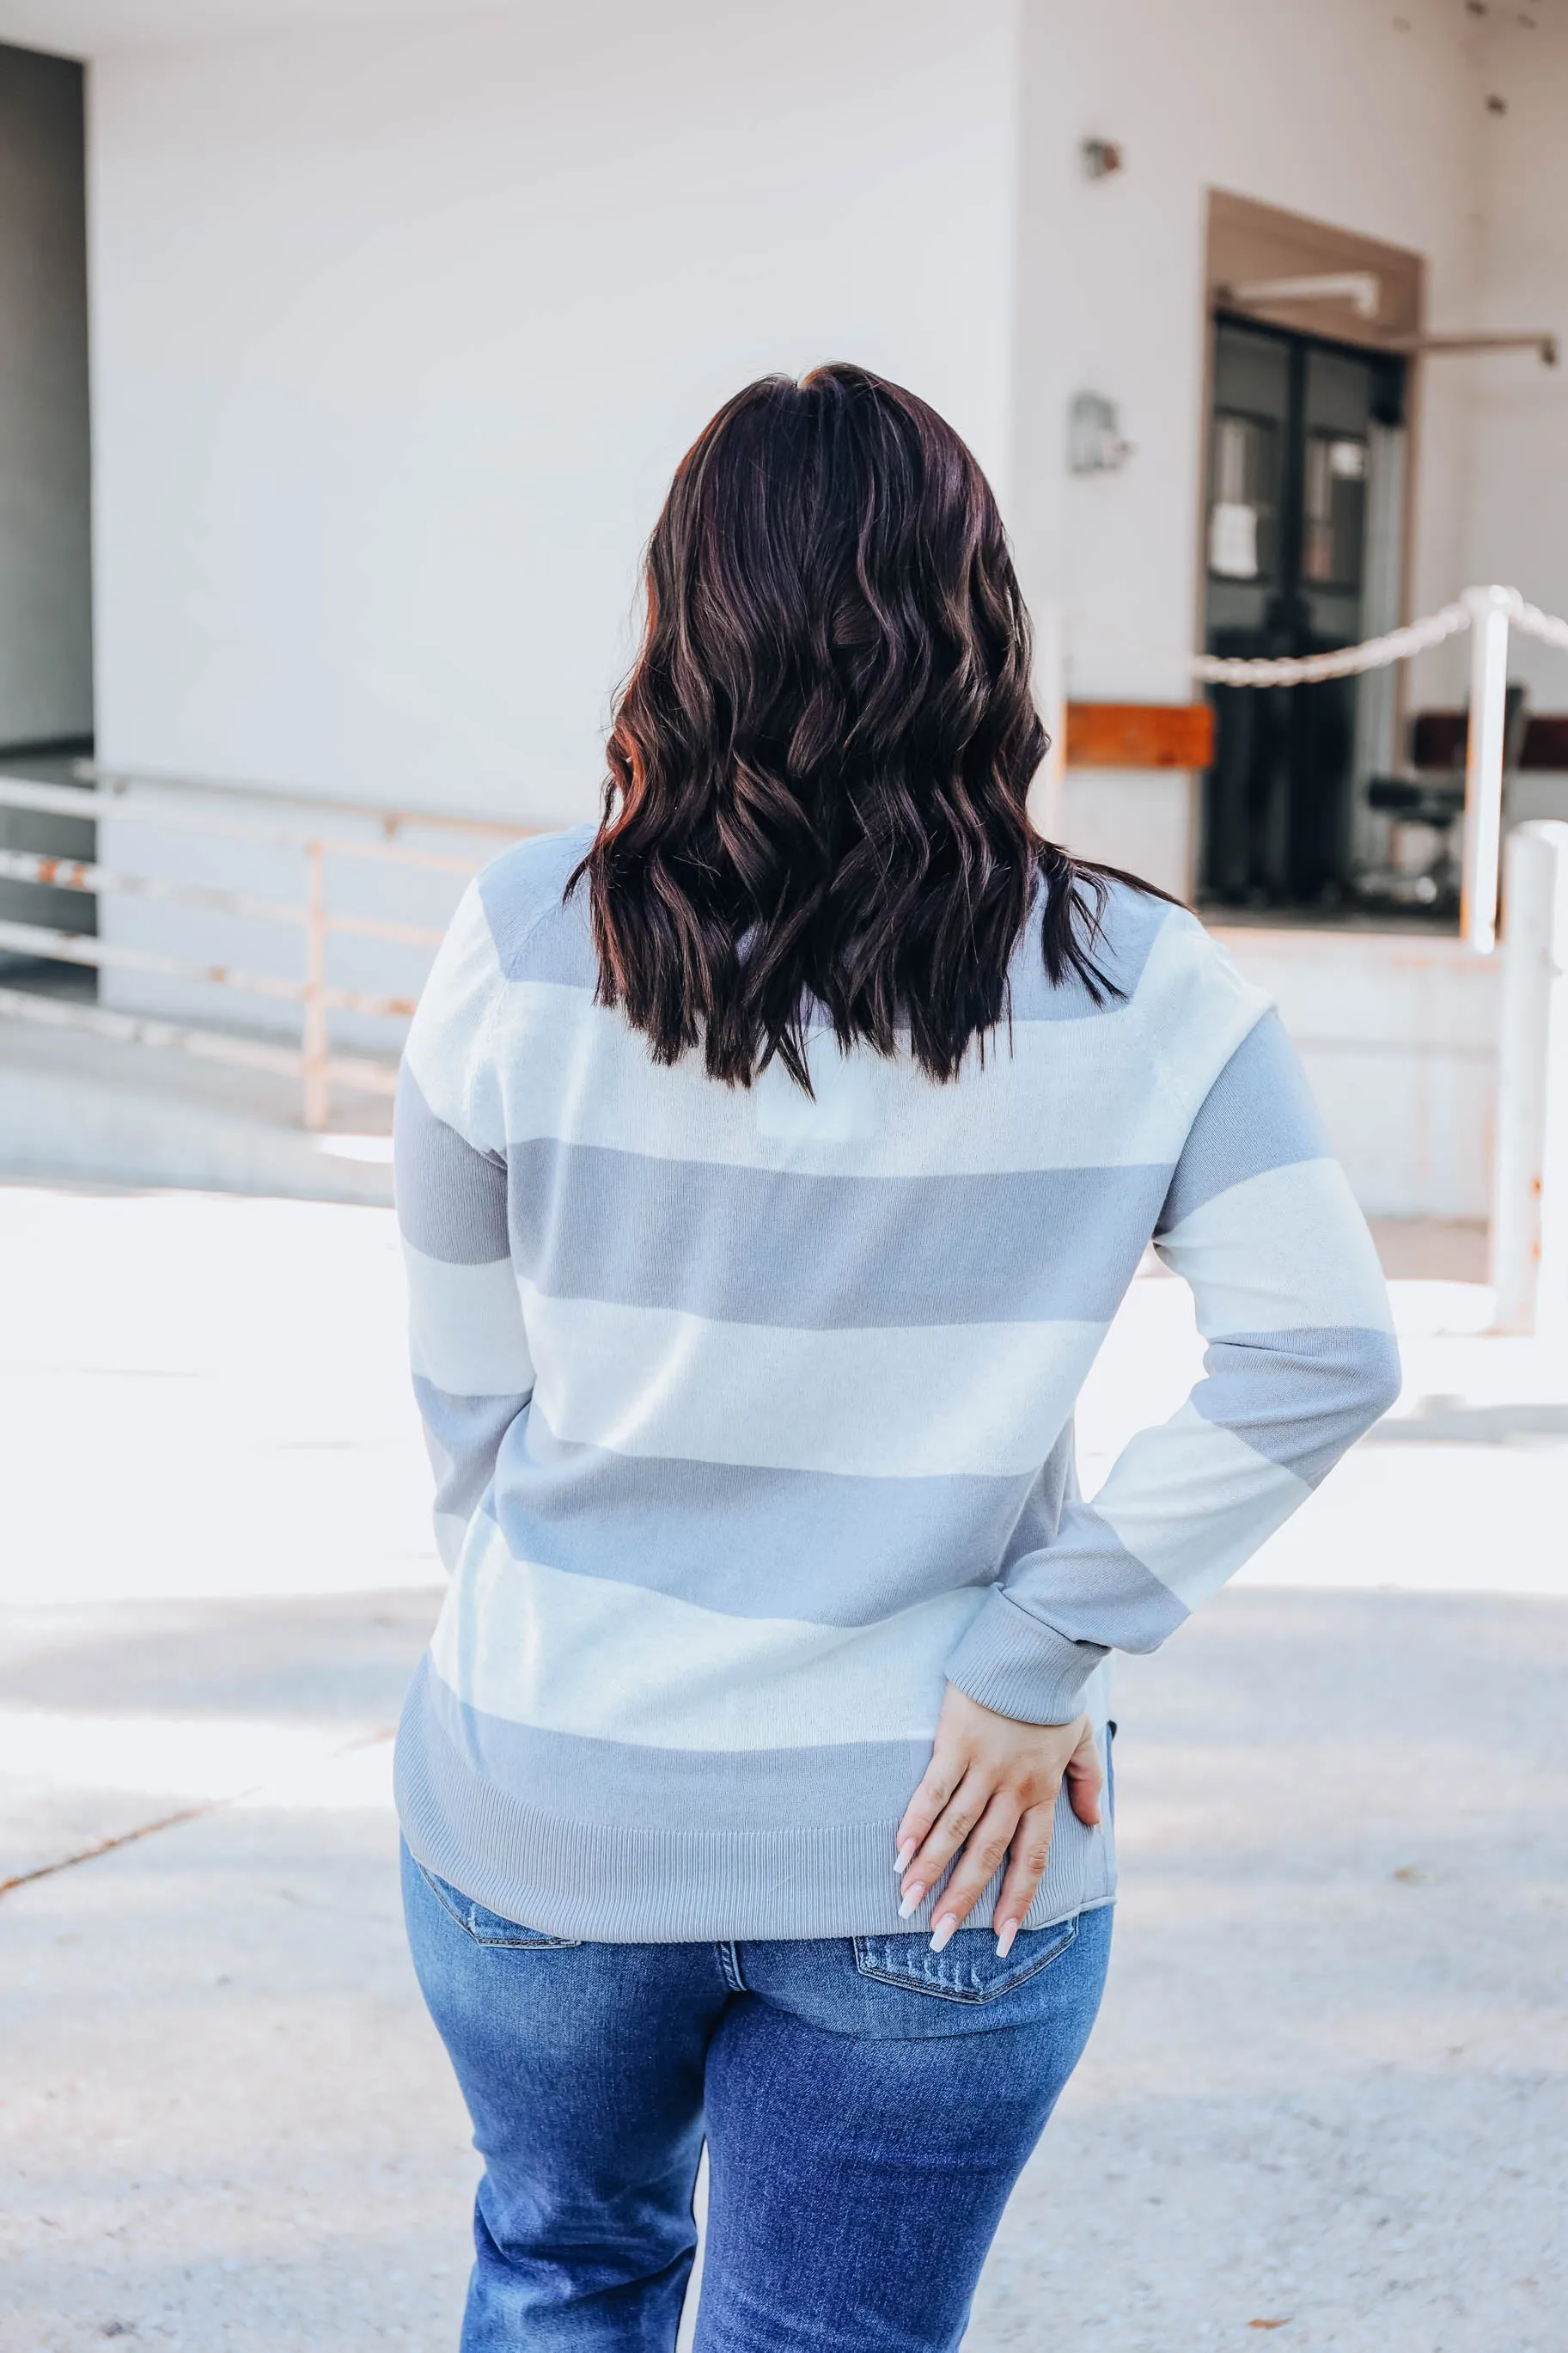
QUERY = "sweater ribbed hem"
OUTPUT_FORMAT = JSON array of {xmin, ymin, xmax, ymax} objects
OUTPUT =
[
  {"xmin": 943, "ymin": 1589, "xmax": 1108, "ymax": 1724},
  {"xmin": 394, "ymin": 1659, "xmax": 1117, "ymax": 1942}
]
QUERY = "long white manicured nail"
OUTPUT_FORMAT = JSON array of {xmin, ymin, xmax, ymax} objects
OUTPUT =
[
  {"xmin": 898, "ymin": 1885, "xmax": 924, "ymax": 1919},
  {"xmin": 894, "ymin": 1840, "xmax": 917, "ymax": 1877},
  {"xmin": 929, "ymin": 1913, "xmax": 959, "ymax": 1953},
  {"xmin": 996, "ymin": 1921, "xmax": 1018, "ymax": 1959}
]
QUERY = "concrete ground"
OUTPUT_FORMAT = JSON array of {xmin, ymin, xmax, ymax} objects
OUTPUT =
[{"xmin": 2, "ymin": 1184, "xmax": 1565, "ymax": 2352}]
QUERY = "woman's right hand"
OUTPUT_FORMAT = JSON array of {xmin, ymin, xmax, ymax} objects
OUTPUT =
[{"xmin": 894, "ymin": 1684, "xmax": 1102, "ymax": 1956}]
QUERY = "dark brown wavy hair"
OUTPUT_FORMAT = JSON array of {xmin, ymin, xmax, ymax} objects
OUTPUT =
[{"xmin": 571, "ymin": 362, "xmax": 1162, "ymax": 1089}]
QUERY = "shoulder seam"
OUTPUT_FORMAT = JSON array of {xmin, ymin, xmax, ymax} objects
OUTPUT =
[
  {"xmin": 1137, "ymin": 911, "xmax": 1270, "ymax": 1134},
  {"xmin": 481, "ymin": 828, "xmax": 595, "ymax": 985}
]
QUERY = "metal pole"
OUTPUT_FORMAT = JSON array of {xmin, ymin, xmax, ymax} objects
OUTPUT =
[
  {"xmin": 302, "ymin": 841, "xmax": 330, "ymax": 1131},
  {"xmin": 1461, "ymin": 584, "xmax": 1512, "ymax": 952},
  {"xmin": 1491, "ymin": 821, "xmax": 1568, "ymax": 1335}
]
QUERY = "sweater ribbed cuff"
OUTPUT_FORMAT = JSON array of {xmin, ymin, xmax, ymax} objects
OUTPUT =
[{"xmin": 945, "ymin": 1589, "xmax": 1107, "ymax": 1725}]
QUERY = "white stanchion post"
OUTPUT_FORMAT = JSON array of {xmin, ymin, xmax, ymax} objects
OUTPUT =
[
  {"xmin": 1461, "ymin": 584, "xmax": 1512, "ymax": 953},
  {"xmin": 1033, "ymin": 600, "xmax": 1068, "ymax": 845},
  {"xmin": 1491, "ymin": 819, "xmax": 1568, "ymax": 1334}
]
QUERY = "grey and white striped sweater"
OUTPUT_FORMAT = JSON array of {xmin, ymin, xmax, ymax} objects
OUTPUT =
[{"xmin": 392, "ymin": 825, "xmax": 1400, "ymax": 1940}]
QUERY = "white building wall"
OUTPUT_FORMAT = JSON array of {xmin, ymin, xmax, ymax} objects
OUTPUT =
[
  {"xmin": 1012, "ymin": 0, "xmax": 1487, "ymax": 895},
  {"xmin": 86, "ymin": 0, "xmax": 1527, "ymax": 857},
  {"xmin": 34, "ymin": 0, "xmax": 1568, "ymax": 1208},
  {"xmin": 87, "ymin": 0, "xmax": 1021, "ymax": 828},
  {"xmin": 82, "ymin": 0, "xmax": 1510, "ymax": 947},
  {"xmin": 1223, "ymin": 930, "xmax": 1499, "ymax": 1221}
]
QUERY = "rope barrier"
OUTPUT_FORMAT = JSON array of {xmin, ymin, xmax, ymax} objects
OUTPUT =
[
  {"xmin": 1185, "ymin": 588, "xmax": 1568, "ymax": 955},
  {"xmin": 1193, "ymin": 599, "xmax": 1472, "ymax": 688},
  {"xmin": 1181, "ymin": 582, "xmax": 1568, "ymax": 956},
  {"xmin": 1183, "ymin": 582, "xmax": 1568, "ymax": 1322},
  {"xmin": 1510, "ymin": 595, "xmax": 1568, "ymax": 656},
  {"xmin": 1190, "ymin": 584, "xmax": 1568, "ymax": 687}
]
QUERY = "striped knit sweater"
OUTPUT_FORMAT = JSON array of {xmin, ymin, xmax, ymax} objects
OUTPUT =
[{"xmin": 392, "ymin": 824, "xmax": 1400, "ymax": 1941}]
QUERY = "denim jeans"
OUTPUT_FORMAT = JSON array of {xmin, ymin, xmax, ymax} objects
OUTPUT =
[{"xmin": 402, "ymin": 1843, "xmax": 1113, "ymax": 2353}]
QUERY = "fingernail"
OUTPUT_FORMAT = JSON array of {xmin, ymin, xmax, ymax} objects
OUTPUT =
[
  {"xmin": 898, "ymin": 1886, "xmax": 924, "ymax": 1920},
  {"xmin": 929, "ymin": 1913, "xmax": 959, "ymax": 1953},
  {"xmin": 893, "ymin": 1840, "xmax": 916, "ymax": 1876},
  {"xmin": 995, "ymin": 1921, "xmax": 1018, "ymax": 1959}
]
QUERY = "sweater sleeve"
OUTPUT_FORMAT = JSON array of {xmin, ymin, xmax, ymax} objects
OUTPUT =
[
  {"xmin": 943, "ymin": 1007, "xmax": 1402, "ymax": 1723},
  {"xmin": 394, "ymin": 881, "xmax": 533, "ymax": 1573}
]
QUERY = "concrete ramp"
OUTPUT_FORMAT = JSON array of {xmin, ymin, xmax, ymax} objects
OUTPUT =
[{"xmin": 0, "ymin": 1004, "xmax": 393, "ymax": 1205}]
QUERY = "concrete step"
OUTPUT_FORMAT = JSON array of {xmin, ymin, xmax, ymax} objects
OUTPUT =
[{"xmin": 0, "ymin": 999, "xmax": 394, "ymax": 1205}]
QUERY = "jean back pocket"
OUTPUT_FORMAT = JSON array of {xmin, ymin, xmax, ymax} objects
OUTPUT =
[{"xmin": 853, "ymin": 1914, "xmax": 1078, "ymax": 2004}]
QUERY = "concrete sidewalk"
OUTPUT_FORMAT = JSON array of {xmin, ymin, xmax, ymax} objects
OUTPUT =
[
  {"xmin": 2, "ymin": 1183, "xmax": 1565, "ymax": 2350},
  {"xmin": 3, "ymin": 1587, "xmax": 1565, "ymax": 2353}
]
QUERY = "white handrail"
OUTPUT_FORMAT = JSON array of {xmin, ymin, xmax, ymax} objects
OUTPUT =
[
  {"xmin": 0, "ymin": 767, "xmax": 530, "ymax": 1126},
  {"xmin": 0, "ymin": 917, "xmax": 419, "ymax": 1016},
  {"xmin": 77, "ymin": 758, "xmax": 523, "ymax": 840},
  {"xmin": 0, "ymin": 846, "xmax": 444, "ymax": 945},
  {"xmin": 0, "ymin": 773, "xmax": 485, "ymax": 874}
]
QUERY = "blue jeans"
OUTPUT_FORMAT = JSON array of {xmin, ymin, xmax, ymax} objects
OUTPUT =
[{"xmin": 402, "ymin": 1844, "xmax": 1112, "ymax": 2352}]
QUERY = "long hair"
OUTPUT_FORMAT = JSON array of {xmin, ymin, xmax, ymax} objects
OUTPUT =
[{"xmin": 571, "ymin": 362, "xmax": 1165, "ymax": 1089}]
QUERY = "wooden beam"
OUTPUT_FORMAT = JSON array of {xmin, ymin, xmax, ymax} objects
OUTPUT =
[
  {"xmin": 1206, "ymin": 188, "xmax": 1424, "ymax": 345},
  {"xmin": 1065, "ymin": 702, "xmax": 1215, "ymax": 769}
]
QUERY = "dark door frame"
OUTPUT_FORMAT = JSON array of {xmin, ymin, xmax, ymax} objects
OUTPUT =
[
  {"xmin": 1199, "ymin": 311, "xmax": 1409, "ymax": 907},
  {"xmin": 1193, "ymin": 192, "xmax": 1425, "ymax": 913}
]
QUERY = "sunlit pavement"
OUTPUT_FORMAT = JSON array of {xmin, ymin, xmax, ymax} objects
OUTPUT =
[
  {"xmin": 2, "ymin": 1184, "xmax": 1565, "ymax": 2351},
  {"xmin": 4, "ymin": 1188, "xmax": 1564, "ymax": 1621}
]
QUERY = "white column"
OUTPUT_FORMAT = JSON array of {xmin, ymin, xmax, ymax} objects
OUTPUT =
[
  {"xmin": 1461, "ymin": 584, "xmax": 1513, "ymax": 954},
  {"xmin": 1491, "ymin": 819, "xmax": 1568, "ymax": 1334}
]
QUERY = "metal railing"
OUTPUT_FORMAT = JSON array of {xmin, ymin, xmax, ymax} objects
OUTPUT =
[{"xmin": 0, "ymin": 767, "xmax": 526, "ymax": 1129}]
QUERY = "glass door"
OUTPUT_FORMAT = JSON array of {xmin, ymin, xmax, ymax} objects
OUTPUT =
[{"xmin": 1200, "ymin": 318, "xmax": 1406, "ymax": 911}]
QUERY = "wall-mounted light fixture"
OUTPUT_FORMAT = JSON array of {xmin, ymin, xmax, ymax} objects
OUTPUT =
[{"xmin": 1068, "ymin": 391, "xmax": 1134, "ymax": 474}]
